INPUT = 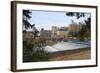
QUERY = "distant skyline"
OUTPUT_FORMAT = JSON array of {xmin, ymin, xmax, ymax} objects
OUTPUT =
[{"xmin": 28, "ymin": 10, "xmax": 90, "ymax": 31}]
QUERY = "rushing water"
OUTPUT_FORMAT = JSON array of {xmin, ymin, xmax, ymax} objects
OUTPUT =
[{"xmin": 44, "ymin": 41, "xmax": 91, "ymax": 53}]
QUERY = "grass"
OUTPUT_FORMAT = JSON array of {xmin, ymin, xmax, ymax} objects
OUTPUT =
[{"xmin": 48, "ymin": 48, "xmax": 91, "ymax": 61}]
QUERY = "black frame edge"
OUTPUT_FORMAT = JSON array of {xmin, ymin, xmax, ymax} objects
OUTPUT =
[
  {"xmin": 13, "ymin": 1, "xmax": 97, "ymax": 8},
  {"xmin": 96, "ymin": 6, "xmax": 98, "ymax": 67},
  {"xmin": 11, "ymin": 1, "xmax": 17, "ymax": 72}
]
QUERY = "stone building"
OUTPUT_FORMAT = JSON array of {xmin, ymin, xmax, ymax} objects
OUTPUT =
[
  {"xmin": 68, "ymin": 22, "xmax": 81, "ymax": 37},
  {"xmin": 57, "ymin": 27, "xmax": 69, "ymax": 40},
  {"xmin": 40, "ymin": 28, "xmax": 51, "ymax": 40}
]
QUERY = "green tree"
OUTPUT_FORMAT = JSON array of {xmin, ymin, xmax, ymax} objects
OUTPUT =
[
  {"xmin": 66, "ymin": 12, "xmax": 85, "ymax": 19},
  {"xmin": 66, "ymin": 12, "xmax": 91, "ymax": 41},
  {"xmin": 23, "ymin": 10, "xmax": 32, "ymax": 29},
  {"xmin": 23, "ymin": 38, "xmax": 48, "ymax": 62},
  {"xmin": 77, "ymin": 24, "xmax": 88, "ymax": 41},
  {"xmin": 31, "ymin": 24, "xmax": 39, "ymax": 39},
  {"xmin": 85, "ymin": 17, "xmax": 91, "ymax": 31},
  {"xmin": 23, "ymin": 10, "xmax": 48, "ymax": 62}
]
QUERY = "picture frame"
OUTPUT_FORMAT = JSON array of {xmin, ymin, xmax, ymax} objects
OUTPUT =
[{"xmin": 11, "ymin": 1, "xmax": 98, "ymax": 72}]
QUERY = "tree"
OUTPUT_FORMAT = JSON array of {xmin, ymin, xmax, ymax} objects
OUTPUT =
[
  {"xmin": 66, "ymin": 12, "xmax": 85, "ymax": 19},
  {"xmin": 23, "ymin": 37, "xmax": 49, "ymax": 62},
  {"xmin": 85, "ymin": 17, "xmax": 91, "ymax": 31},
  {"xmin": 66, "ymin": 12, "xmax": 91, "ymax": 28},
  {"xmin": 23, "ymin": 10, "xmax": 48, "ymax": 62},
  {"xmin": 77, "ymin": 24, "xmax": 88, "ymax": 41},
  {"xmin": 23, "ymin": 10, "xmax": 32, "ymax": 29},
  {"xmin": 66, "ymin": 12, "xmax": 91, "ymax": 41},
  {"xmin": 23, "ymin": 40, "xmax": 33, "ymax": 62},
  {"xmin": 31, "ymin": 24, "xmax": 39, "ymax": 38}
]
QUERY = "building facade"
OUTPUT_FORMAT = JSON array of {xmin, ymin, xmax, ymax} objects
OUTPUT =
[
  {"xmin": 68, "ymin": 23, "xmax": 81, "ymax": 37},
  {"xmin": 40, "ymin": 28, "xmax": 51, "ymax": 40},
  {"xmin": 57, "ymin": 27, "xmax": 69, "ymax": 39}
]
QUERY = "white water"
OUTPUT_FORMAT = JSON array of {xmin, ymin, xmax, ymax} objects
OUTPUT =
[{"xmin": 44, "ymin": 41, "xmax": 90, "ymax": 53}]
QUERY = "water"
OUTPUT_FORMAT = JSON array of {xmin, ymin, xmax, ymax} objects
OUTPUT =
[{"xmin": 44, "ymin": 41, "xmax": 90, "ymax": 53}]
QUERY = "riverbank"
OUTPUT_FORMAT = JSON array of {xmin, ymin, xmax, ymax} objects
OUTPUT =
[{"xmin": 48, "ymin": 48, "xmax": 91, "ymax": 61}]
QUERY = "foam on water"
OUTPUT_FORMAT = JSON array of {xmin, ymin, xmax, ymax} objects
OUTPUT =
[{"xmin": 44, "ymin": 41, "xmax": 90, "ymax": 53}]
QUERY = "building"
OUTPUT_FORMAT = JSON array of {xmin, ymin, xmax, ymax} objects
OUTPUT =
[
  {"xmin": 57, "ymin": 27, "xmax": 69, "ymax": 40},
  {"xmin": 51, "ymin": 26, "xmax": 59, "ymax": 39},
  {"xmin": 39, "ymin": 26, "xmax": 69, "ymax": 41},
  {"xmin": 40, "ymin": 28, "xmax": 51, "ymax": 40},
  {"xmin": 68, "ymin": 22, "xmax": 81, "ymax": 37},
  {"xmin": 69, "ymin": 23, "xmax": 81, "ymax": 32},
  {"xmin": 51, "ymin": 26, "xmax": 69, "ymax": 40}
]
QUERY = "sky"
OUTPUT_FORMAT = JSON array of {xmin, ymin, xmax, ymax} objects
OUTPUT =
[{"xmin": 28, "ymin": 10, "xmax": 90, "ymax": 31}]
